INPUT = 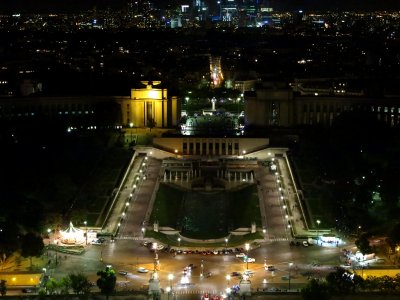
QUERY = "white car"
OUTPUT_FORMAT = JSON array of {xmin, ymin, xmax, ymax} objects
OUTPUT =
[
  {"xmin": 244, "ymin": 257, "xmax": 255, "ymax": 263},
  {"xmin": 236, "ymin": 253, "xmax": 246, "ymax": 258},
  {"xmin": 302, "ymin": 241, "xmax": 309, "ymax": 247},
  {"xmin": 137, "ymin": 267, "xmax": 149, "ymax": 273}
]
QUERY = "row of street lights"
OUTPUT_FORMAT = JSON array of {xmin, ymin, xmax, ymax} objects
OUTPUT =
[
  {"xmin": 271, "ymin": 158, "xmax": 296, "ymax": 291},
  {"xmin": 273, "ymin": 157, "xmax": 323, "ymax": 242}
]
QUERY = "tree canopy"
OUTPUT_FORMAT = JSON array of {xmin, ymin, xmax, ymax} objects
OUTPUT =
[{"xmin": 96, "ymin": 266, "xmax": 116, "ymax": 299}]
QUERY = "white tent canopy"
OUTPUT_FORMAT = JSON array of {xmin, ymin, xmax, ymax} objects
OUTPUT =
[{"xmin": 60, "ymin": 222, "xmax": 84, "ymax": 244}]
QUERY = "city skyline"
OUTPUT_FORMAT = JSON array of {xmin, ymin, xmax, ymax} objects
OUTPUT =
[{"xmin": 1, "ymin": 0, "xmax": 400, "ymax": 13}]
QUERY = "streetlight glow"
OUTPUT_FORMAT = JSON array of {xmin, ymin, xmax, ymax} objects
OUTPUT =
[
  {"xmin": 84, "ymin": 221, "xmax": 88, "ymax": 245},
  {"xmin": 288, "ymin": 262, "xmax": 293, "ymax": 290},
  {"xmin": 245, "ymin": 243, "xmax": 250, "ymax": 271}
]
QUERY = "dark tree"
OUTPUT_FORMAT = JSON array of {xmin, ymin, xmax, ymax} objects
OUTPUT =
[
  {"xmin": 386, "ymin": 223, "xmax": 400, "ymax": 251},
  {"xmin": 20, "ymin": 232, "xmax": 44, "ymax": 267},
  {"xmin": 68, "ymin": 273, "xmax": 92, "ymax": 295},
  {"xmin": 326, "ymin": 267, "xmax": 364, "ymax": 295},
  {"xmin": 96, "ymin": 266, "xmax": 116, "ymax": 300},
  {"xmin": 0, "ymin": 280, "xmax": 6, "ymax": 296},
  {"xmin": 355, "ymin": 233, "xmax": 372, "ymax": 255},
  {"xmin": 147, "ymin": 118, "xmax": 156, "ymax": 131},
  {"xmin": 301, "ymin": 278, "xmax": 330, "ymax": 300}
]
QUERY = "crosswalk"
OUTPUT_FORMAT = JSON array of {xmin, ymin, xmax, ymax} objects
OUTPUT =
[
  {"xmin": 114, "ymin": 236, "xmax": 142, "ymax": 240},
  {"xmin": 174, "ymin": 290, "xmax": 219, "ymax": 295},
  {"xmin": 267, "ymin": 237, "xmax": 289, "ymax": 242}
]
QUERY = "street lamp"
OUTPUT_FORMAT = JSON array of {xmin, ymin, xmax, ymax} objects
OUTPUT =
[
  {"xmin": 168, "ymin": 273, "xmax": 174, "ymax": 294},
  {"xmin": 177, "ymin": 237, "xmax": 181, "ymax": 247},
  {"xmin": 84, "ymin": 221, "xmax": 88, "ymax": 245},
  {"xmin": 200, "ymin": 259, "xmax": 204, "ymax": 278},
  {"xmin": 288, "ymin": 262, "xmax": 293, "ymax": 290},
  {"xmin": 166, "ymin": 286, "xmax": 171, "ymax": 300},
  {"xmin": 46, "ymin": 228, "xmax": 52, "ymax": 256},
  {"xmin": 153, "ymin": 243, "xmax": 158, "ymax": 272},
  {"xmin": 226, "ymin": 274, "xmax": 230, "ymax": 287},
  {"xmin": 225, "ymin": 238, "xmax": 228, "ymax": 247},
  {"xmin": 316, "ymin": 219, "xmax": 321, "ymax": 244},
  {"xmin": 245, "ymin": 243, "xmax": 250, "ymax": 271}
]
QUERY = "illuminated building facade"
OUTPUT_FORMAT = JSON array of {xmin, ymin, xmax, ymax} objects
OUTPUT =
[
  {"xmin": 119, "ymin": 81, "xmax": 178, "ymax": 128},
  {"xmin": 0, "ymin": 81, "xmax": 178, "ymax": 129},
  {"xmin": 245, "ymin": 88, "xmax": 400, "ymax": 127},
  {"xmin": 153, "ymin": 136, "xmax": 269, "ymax": 156}
]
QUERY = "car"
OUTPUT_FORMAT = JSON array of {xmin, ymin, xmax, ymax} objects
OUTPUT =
[
  {"xmin": 91, "ymin": 239, "xmax": 102, "ymax": 245},
  {"xmin": 236, "ymin": 253, "xmax": 246, "ymax": 258},
  {"xmin": 266, "ymin": 265, "xmax": 276, "ymax": 271},
  {"xmin": 22, "ymin": 288, "xmax": 33, "ymax": 293},
  {"xmin": 137, "ymin": 267, "xmax": 149, "ymax": 273},
  {"xmin": 203, "ymin": 293, "xmax": 210, "ymax": 300},
  {"xmin": 244, "ymin": 257, "xmax": 255, "ymax": 263},
  {"xmin": 302, "ymin": 241, "xmax": 309, "ymax": 247},
  {"xmin": 98, "ymin": 237, "xmax": 106, "ymax": 243},
  {"xmin": 231, "ymin": 272, "xmax": 241, "ymax": 277},
  {"xmin": 118, "ymin": 270, "xmax": 128, "ymax": 276}
]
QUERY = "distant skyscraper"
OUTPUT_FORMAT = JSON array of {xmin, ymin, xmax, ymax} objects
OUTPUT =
[
  {"xmin": 219, "ymin": 0, "xmax": 237, "ymax": 22},
  {"xmin": 193, "ymin": 0, "xmax": 208, "ymax": 20}
]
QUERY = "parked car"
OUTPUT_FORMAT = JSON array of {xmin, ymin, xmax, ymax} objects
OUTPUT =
[
  {"xmin": 236, "ymin": 253, "xmax": 246, "ymax": 258},
  {"xmin": 137, "ymin": 267, "xmax": 149, "ymax": 273},
  {"xmin": 244, "ymin": 257, "xmax": 255, "ymax": 263},
  {"xmin": 231, "ymin": 272, "xmax": 241, "ymax": 277},
  {"xmin": 118, "ymin": 270, "xmax": 128, "ymax": 276},
  {"xmin": 302, "ymin": 241, "xmax": 309, "ymax": 247},
  {"xmin": 22, "ymin": 289, "xmax": 33, "ymax": 293}
]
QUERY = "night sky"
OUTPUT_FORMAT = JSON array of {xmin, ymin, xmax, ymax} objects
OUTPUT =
[{"xmin": 0, "ymin": 0, "xmax": 399, "ymax": 13}]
